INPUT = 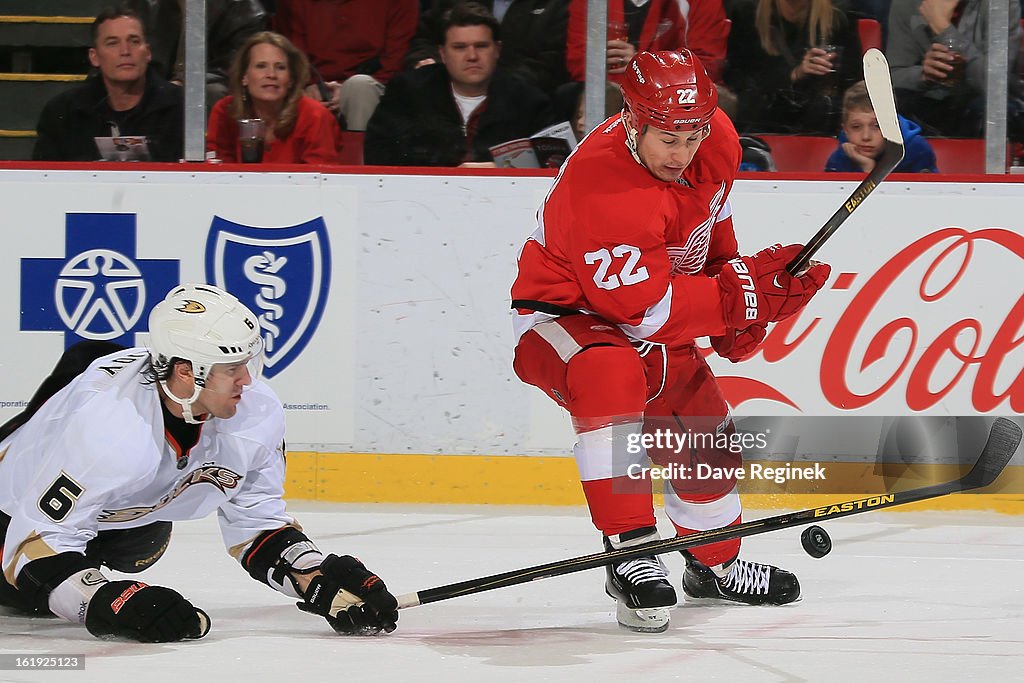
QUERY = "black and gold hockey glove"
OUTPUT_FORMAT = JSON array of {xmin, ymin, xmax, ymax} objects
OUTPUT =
[{"xmin": 296, "ymin": 554, "xmax": 399, "ymax": 635}]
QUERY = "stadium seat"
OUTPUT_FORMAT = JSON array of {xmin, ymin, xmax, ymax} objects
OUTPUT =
[
  {"xmin": 928, "ymin": 138, "xmax": 985, "ymax": 174},
  {"xmin": 0, "ymin": 3, "xmax": 103, "ymax": 160},
  {"xmin": 858, "ymin": 19, "xmax": 883, "ymax": 54},
  {"xmin": 755, "ymin": 135, "xmax": 838, "ymax": 172}
]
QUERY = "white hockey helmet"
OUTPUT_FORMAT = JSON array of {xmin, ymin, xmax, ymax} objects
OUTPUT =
[{"xmin": 148, "ymin": 284, "xmax": 263, "ymax": 422}]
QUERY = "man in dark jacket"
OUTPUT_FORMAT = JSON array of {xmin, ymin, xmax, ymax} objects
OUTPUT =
[
  {"xmin": 33, "ymin": 6, "xmax": 184, "ymax": 162},
  {"xmin": 404, "ymin": 0, "xmax": 570, "ymax": 96},
  {"xmin": 365, "ymin": 2, "xmax": 553, "ymax": 166}
]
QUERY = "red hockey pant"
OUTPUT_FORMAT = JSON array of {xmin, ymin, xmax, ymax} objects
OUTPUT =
[{"xmin": 514, "ymin": 314, "xmax": 742, "ymax": 566}]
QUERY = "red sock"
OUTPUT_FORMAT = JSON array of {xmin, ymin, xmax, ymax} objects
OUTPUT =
[
  {"xmin": 581, "ymin": 477, "xmax": 655, "ymax": 536},
  {"xmin": 673, "ymin": 513, "xmax": 742, "ymax": 567}
]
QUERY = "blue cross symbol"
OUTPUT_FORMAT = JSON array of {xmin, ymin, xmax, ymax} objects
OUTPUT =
[{"xmin": 21, "ymin": 213, "xmax": 179, "ymax": 347}]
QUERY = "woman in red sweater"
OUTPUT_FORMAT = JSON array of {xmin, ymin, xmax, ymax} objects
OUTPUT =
[{"xmin": 207, "ymin": 31, "xmax": 341, "ymax": 164}]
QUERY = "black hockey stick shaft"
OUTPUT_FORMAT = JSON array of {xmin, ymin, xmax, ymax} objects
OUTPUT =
[
  {"xmin": 786, "ymin": 140, "xmax": 904, "ymax": 275},
  {"xmin": 786, "ymin": 48, "xmax": 905, "ymax": 275},
  {"xmin": 396, "ymin": 418, "xmax": 1021, "ymax": 609}
]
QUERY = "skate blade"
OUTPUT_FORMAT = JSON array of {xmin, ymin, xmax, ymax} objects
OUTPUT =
[
  {"xmin": 615, "ymin": 603, "xmax": 670, "ymax": 633},
  {"xmin": 682, "ymin": 592, "xmax": 803, "ymax": 606}
]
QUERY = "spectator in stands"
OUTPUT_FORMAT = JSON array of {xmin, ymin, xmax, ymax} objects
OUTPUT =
[
  {"xmin": 124, "ymin": 0, "xmax": 267, "ymax": 108},
  {"xmin": 886, "ymin": 0, "xmax": 1024, "ymax": 140},
  {"xmin": 274, "ymin": 0, "xmax": 418, "ymax": 131},
  {"xmin": 724, "ymin": 0, "xmax": 859, "ymax": 135},
  {"xmin": 568, "ymin": 0, "xmax": 728, "ymax": 83},
  {"xmin": 33, "ymin": 6, "xmax": 184, "ymax": 162},
  {"xmin": 404, "ymin": 0, "xmax": 571, "ymax": 96},
  {"xmin": 364, "ymin": 2, "xmax": 553, "ymax": 166},
  {"xmin": 206, "ymin": 31, "xmax": 341, "ymax": 163},
  {"xmin": 561, "ymin": 0, "xmax": 729, "ymax": 121},
  {"xmin": 825, "ymin": 80, "xmax": 937, "ymax": 172},
  {"xmin": 572, "ymin": 85, "xmax": 587, "ymax": 140}
]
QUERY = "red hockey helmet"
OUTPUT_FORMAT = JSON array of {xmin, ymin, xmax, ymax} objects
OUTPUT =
[{"xmin": 621, "ymin": 49, "xmax": 718, "ymax": 133}]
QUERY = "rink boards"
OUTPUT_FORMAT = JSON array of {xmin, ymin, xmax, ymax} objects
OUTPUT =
[{"xmin": 0, "ymin": 167, "xmax": 1022, "ymax": 511}]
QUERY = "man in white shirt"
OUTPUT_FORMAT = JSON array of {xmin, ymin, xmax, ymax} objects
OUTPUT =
[{"xmin": 364, "ymin": 2, "xmax": 553, "ymax": 165}]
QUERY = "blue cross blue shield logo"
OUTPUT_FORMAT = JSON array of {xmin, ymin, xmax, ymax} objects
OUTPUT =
[{"xmin": 206, "ymin": 217, "xmax": 331, "ymax": 378}]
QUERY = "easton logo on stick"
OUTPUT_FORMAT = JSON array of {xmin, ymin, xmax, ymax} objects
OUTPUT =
[
  {"xmin": 844, "ymin": 180, "xmax": 878, "ymax": 212},
  {"xmin": 812, "ymin": 494, "xmax": 895, "ymax": 517}
]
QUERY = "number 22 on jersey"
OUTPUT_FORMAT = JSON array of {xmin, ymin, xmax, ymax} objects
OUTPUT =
[{"xmin": 585, "ymin": 245, "xmax": 650, "ymax": 290}]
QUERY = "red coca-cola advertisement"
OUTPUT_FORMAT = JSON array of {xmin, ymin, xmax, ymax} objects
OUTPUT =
[{"xmin": 705, "ymin": 223, "xmax": 1024, "ymax": 416}]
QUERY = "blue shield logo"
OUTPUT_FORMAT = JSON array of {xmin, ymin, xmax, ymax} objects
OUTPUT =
[{"xmin": 206, "ymin": 217, "xmax": 331, "ymax": 378}]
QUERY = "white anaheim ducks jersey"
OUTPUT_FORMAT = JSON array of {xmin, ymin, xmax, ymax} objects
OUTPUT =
[{"xmin": 0, "ymin": 347, "xmax": 293, "ymax": 587}]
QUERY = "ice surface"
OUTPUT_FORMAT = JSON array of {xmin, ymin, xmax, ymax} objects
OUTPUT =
[{"xmin": 2, "ymin": 503, "xmax": 1022, "ymax": 682}]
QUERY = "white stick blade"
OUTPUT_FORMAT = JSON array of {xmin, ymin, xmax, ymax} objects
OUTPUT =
[{"xmin": 862, "ymin": 48, "xmax": 904, "ymax": 145}]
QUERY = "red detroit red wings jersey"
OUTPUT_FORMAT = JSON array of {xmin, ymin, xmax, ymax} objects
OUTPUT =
[{"xmin": 512, "ymin": 108, "xmax": 742, "ymax": 346}]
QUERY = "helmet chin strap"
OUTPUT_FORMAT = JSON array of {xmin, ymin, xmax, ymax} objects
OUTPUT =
[
  {"xmin": 159, "ymin": 380, "xmax": 208, "ymax": 425},
  {"xmin": 621, "ymin": 111, "xmax": 646, "ymax": 167}
]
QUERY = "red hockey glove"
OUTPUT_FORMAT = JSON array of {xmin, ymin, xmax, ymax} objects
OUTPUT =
[
  {"xmin": 711, "ymin": 324, "xmax": 767, "ymax": 362},
  {"xmin": 718, "ymin": 244, "xmax": 830, "ymax": 326}
]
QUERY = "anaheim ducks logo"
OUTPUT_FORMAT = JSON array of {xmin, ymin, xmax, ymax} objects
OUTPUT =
[
  {"xmin": 177, "ymin": 299, "xmax": 206, "ymax": 314},
  {"xmin": 98, "ymin": 465, "xmax": 242, "ymax": 523}
]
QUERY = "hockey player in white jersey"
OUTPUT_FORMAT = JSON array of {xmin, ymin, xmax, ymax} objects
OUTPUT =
[{"xmin": 0, "ymin": 284, "xmax": 398, "ymax": 642}]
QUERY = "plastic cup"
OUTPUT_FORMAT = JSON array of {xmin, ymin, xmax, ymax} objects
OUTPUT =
[
  {"xmin": 816, "ymin": 44, "xmax": 843, "ymax": 96},
  {"xmin": 607, "ymin": 20, "xmax": 628, "ymax": 42},
  {"xmin": 237, "ymin": 118, "xmax": 266, "ymax": 163},
  {"xmin": 943, "ymin": 35, "xmax": 967, "ymax": 86}
]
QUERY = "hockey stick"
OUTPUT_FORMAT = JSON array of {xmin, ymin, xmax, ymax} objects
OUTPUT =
[
  {"xmin": 396, "ymin": 417, "xmax": 1020, "ymax": 609},
  {"xmin": 786, "ymin": 48, "xmax": 905, "ymax": 275}
]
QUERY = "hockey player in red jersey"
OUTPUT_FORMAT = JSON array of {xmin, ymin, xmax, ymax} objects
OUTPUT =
[
  {"xmin": 0, "ymin": 284, "xmax": 398, "ymax": 641},
  {"xmin": 511, "ymin": 49, "xmax": 831, "ymax": 632}
]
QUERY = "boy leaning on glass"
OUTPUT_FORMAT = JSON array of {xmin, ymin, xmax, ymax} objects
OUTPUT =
[{"xmin": 825, "ymin": 81, "xmax": 938, "ymax": 174}]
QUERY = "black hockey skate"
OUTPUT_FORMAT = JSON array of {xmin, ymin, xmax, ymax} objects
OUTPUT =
[
  {"xmin": 680, "ymin": 550, "xmax": 800, "ymax": 605},
  {"xmin": 604, "ymin": 527, "xmax": 677, "ymax": 632}
]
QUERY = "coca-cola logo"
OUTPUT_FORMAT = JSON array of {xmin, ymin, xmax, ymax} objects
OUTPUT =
[{"xmin": 704, "ymin": 228, "xmax": 1024, "ymax": 412}]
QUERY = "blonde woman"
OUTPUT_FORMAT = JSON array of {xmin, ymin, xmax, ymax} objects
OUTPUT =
[
  {"xmin": 724, "ymin": 0, "xmax": 857, "ymax": 134},
  {"xmin": 207, "ymin": 31, "xmax": 341, "ymax": 163}
]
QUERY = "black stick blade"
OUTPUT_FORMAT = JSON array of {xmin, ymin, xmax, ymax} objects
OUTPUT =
[{"xmin": 961, "ymin": 417, "xmax": 1022, "ymax": 490}]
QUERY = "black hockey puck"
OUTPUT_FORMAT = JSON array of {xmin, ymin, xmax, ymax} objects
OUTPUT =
[{"xmin": 801, "ymin": 525, "xmax": 832, "ymax": 558}]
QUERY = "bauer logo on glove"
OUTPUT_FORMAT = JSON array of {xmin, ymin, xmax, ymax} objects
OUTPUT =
[{"xmin": 719, "ymin": 244, "xmax": 831, "ymax": 327}]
